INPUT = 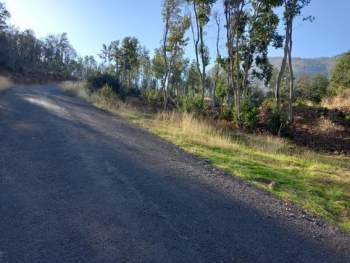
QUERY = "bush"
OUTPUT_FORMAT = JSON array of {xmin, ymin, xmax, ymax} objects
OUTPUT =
[
  {"xmin": 180, "ymin": 95, "xmax": 204, "ymax": 113},
  {"xmin": 238, "ymin": 96, "xmax": 259, "ymax": 130},
  {"xmin": 295, "ymin": 74, "xmax": 329, "ymax": 104},
  {"xmin": 344, "ymin": 113, "xmax": 350, "ymax": 125},
  {"xmin": 220, "ymin": 104, "xmax": 233, "ymax": 121},
  {"xmin": 269, "ymin": 108, "xmax": 285, "ymax": 135},
  {"xmin": 260, "ymin": 99, "xmax": 292, "ymax": 137},
  {"xmin": 87, "ymin": 72, "xmax": 125, "ymax": 99},
  {"xmin": 90, "ymin": 85, "xmax": 120, "ymax": 109},
  {"xmin": 330, "ymin": 52, "xmax": 350, "ymax": 93},
  {"xmin": 143, "ymin": 89, "xmax": 163, "ymax": 107}
]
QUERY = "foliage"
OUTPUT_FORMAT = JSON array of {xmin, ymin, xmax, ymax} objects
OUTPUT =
[
  {"xmin": 87, "ymin": 72, "xmax": 124, "ymax": 98},
  {"xmin": 239, "ymin": 96, "xmax": 259, "ymax": 130},
  {"xmin": 0, "ymin": 3, "xmax": 79, "ymax": 80},
  {"xmin": 143, "ymin": 89, "xmax": 163, "ymax": 107},
  {"xmin": 179, "ymin": 95, "xmax": 204, "ymax": 113},
  {"xmin": 268, "ymin": 108, "xmax": 290, "ymax": 136},
  {"xmin": 330, "ymin": 52, "xmax": 350, "ymax": 94},
  {"xmin": 295, "ymin": 74, "xmax": 329, "ymax": 103},
  {"xmin": 220, "ymin": 104, "xmax": 233, "ymax": 120},
  {"xmin": 260, "ymin": 99, "xmax": 290, "ymax": 136}
]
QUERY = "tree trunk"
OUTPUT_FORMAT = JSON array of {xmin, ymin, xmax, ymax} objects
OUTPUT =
[
  {"xmin": 199, "ymin": 25, "xmax": 206, "ymax": 102},
  {"xmin": 287, "ymin": 22, "xmax": 294, "ymax": 123},
  {"xmin": 191, "ymin": 2, "xmax": 204, "ymax": 102},
  {"xmin": 224, "ymin": 3, "xmax": 234, "ymax": 109},
  {"xmin": 275, "ymin": 19, "xmax": 291, "ymax": 110}
]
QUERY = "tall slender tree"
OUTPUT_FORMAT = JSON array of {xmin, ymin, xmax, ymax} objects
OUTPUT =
[
  {"xmin": 160, "ymin": 0, "xmax": 190, "ymax": 110},
  {"xmin": 275, "ymin": 0, "xmax": 311, "ymax": 122},
  {"xmin": 188, "ymin": 0, "xmax": 216, "ymax": 102}
]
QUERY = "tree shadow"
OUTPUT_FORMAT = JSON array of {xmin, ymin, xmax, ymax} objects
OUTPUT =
[{"xmin": 0, "ymin": 86, "xmax": 349, "ymax": 262}]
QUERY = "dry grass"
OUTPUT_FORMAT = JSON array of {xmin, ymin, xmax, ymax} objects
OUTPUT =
[
  {"xmin": 322, "ymin": 90, "xmax": 350, "ymax": 112},
  {"xmin": 0, "ymin": 76, "xmax": 13, "ymax": 91},
  {"xmin": 60, "ymin": 81, "xmax": 350, "ymax": 231},
  {"xmin": 61, "ymin": 81, "xmax": 90, "ymax": 100}
]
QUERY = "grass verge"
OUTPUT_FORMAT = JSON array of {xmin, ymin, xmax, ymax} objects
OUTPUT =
[{"xmin": 61, "ymin": 82, "xmax": 350, "ymax": 231}]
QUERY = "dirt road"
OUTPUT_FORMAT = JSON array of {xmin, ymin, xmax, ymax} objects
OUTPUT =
[{"xmin": 0, "ymin": 85, "xmax": 349, "ymax": 262}]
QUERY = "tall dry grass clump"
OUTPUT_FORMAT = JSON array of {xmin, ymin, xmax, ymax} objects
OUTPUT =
[
  {"xmin": 0, "ymin": 76, "xmax": 13, "ymax": 91},
  {"xmin": 60, "ymin": 81, "xmax": 90, "ymax": 100},
  {"xmin": 322, "ymin": 89, "xmax": 350, "ymax": 111}
]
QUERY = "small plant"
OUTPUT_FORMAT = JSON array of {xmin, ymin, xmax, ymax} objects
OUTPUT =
[
  {"xmin": 220, "ymin": 104, "xmax": 233, "ymax": 121},
  {"xmin": 90, "ymin": 85, "xmax": 120, "ymax": 109},
  {"xmin": 238, "ymin": 96, "xmax": 259, "ymax": 131},
  {"xmin": 143, "ymin": 89, "xmax": 163, "ymax": 107},
  {"xmin": 260, "ymin": 99, "xmax": 291, "ymax": 137},
  {"xmin": 180, "ymin": 95, "xmax": 204, "ymax": 113},
  {"xmin": 268, "ymin": 107, "xmax": 290, "ymax": 136}
]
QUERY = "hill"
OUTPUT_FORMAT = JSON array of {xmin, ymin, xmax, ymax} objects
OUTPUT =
[{"xmin": 269, "ymin": 55, "xmax": 341, "ymax": 78}]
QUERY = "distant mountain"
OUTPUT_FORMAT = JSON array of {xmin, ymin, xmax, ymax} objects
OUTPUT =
[{"xmin": 269, "ymin": 55, "xmax": 341, "ymax": 79}]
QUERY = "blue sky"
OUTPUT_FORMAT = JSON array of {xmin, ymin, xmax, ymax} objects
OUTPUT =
[{"xmin": 3, "ymin": 0, "xmax": 350, "ymax": 62}]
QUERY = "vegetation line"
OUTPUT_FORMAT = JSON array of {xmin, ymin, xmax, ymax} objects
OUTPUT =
[{"xmin": 62, "ymin": 82, "xmax": 350, "ymax": 232}]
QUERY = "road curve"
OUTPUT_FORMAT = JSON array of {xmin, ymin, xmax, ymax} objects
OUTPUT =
[{"xmin": 0, "ymin": 85, "xmax": 349, "ymax": 263}]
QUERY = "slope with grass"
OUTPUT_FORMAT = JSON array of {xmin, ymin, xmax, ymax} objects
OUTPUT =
[{"xmin": 62, "ymin": 82, "xmax": 350, "ymax": 231}]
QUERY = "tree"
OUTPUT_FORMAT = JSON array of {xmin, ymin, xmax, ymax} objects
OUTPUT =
[
  {"xmin": 185, "ymin": 61, "xmax": 201, "ymax": 95},
  {"xmin": 212, "ymin": 10, "xmax": 222, "ymax": 104},
  {"xmin": 188, "ymin": 0, "xmax": 216, "ymax": 102},
  {"xmin": 223, "ymin": 0, "xmax": 282, "ymax": 117},
  {"xmin": 330, "ymin": 52, "xmax": 350, "ymax": 94},
  {"xmin": 160, "ymin": 0, "xmax": 190, "ymax": 110},
  {"xmin": 0, "ymin": 1, "xmax": 9, "ymax": 31},
  {"xmin": 120, "ymin": 37, "xmax": 140, "ymax": 89},
  {"xmin": 275, "ymin": 0, "xmax": 311, "ymax": 122},
  {"xmin": 296, "ymin": 73, "xmax": 329, "ymax": 103},
  {"xmin": 138, "ymin": 46, "xmax": 153, "ymax": 89}
]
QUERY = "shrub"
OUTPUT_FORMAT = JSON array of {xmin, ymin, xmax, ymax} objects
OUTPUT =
[
  {"xmin": 238, "ymin": 96, "xmax": 259, "ymax": 130},
  {"xmin": 260, "ymin": 99, "xmax": 292, "ymax": 137},
  {"xmin": 330, "ymin": 52, "xmax": 350, "ymax": 94},
  {"xmin": 90, "ymin": 85, "xmax": 120, "ymax": 109},
  {"xmin": 180, "ymin": 95, "xmax": 204, "ymax": 113},
  {"xmin": 344, "ymin": 113, "xmax": 350, "ymax": 125},
  {"xmin": 143, "ymin": 89, "xmax": 163, "ymax": 107},
  {"xmin": 87, "ymin": 72, "xmax": 125, "ymax": 98},
  {"xmin": 217, "ymin": 104, "xmax": 232, "ymax": 120}
]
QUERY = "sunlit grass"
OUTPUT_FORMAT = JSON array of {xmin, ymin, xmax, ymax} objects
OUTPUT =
[
  {"xmin": 61, "ymin": 82, "xmax": 350, "ymax": 231},
  {"xmin": 0, "ymin": 76, "xmax": 12, "ymax": 91},
  {"xmin": 322, "ymin": 89, "xmax": 350, "ymax": 111}
]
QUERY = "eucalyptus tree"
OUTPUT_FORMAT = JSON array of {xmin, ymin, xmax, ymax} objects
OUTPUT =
[
  {"xmin": 120, "ymin": 37, "xmax": 140, "ymax": 89},
  {"xmin": 240, "ymin": 0, "xmax": 283, "ymax": 94},
  {"xmin": 185, "ymin": 61, "xmax": 201, "ymax": 96},
  {"xmin": 223, "ymin": 0, "xmax": 282, "ymax": 117},
  {"xmin": 223, "ymin": 0, "xmax": 246, "ymax": 113},
  {"xmin": 138, "ymin": 46, "xmax": 153, "ymax": 89},
  {"xmin": 0, "ymin": 1, "xmax": 9, "ymax": 31},
  {"xmin": 275, "ymin": 0, "xmax": 312, "ymax": 122},
  {"xmin": 0, "ymin": 2, "xmax": 10, "ymax": 68},
  {"xmin": 99, "ymin": 43, "xmax": 112, "ymax": 66},
  {"xmin": 160, "ymin": 0, "xmax": 190, "ymax": 110},
  {"xmin": 188, "ymin": 0, "xmax": 216, "ymax": 102},
  {"xmin": 212, "ymin": 10, "xmax": 222, "ymax": 104}
]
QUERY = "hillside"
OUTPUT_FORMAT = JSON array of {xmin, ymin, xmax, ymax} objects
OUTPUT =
[{"xmin": 269, "ymin": 55, "xmax": 340, "ymax": 78}]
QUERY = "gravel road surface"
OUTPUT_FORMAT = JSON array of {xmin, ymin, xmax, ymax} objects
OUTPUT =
[{"xmin": 0, "ymin": 85, "xmax": 349, "ymax": 262}]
